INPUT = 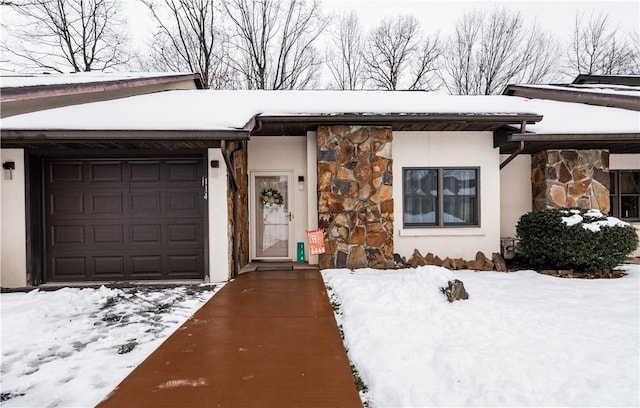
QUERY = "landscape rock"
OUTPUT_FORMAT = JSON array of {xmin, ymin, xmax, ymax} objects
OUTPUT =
[
  {"xmin": 407, "ymin": 248, "xmax": 426, "ymax": 267},
  {"xmin": 441, "ymin": 279, "xmax": 469, "ymax": 302},
  {"xmin": 492, "ymin": 252, "xmax": 508, "ymax": 272}
]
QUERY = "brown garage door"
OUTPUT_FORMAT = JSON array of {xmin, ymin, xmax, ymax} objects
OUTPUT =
[{"xmin": 45, "ymin": 157, "xmax": 206, "ymax": 281}]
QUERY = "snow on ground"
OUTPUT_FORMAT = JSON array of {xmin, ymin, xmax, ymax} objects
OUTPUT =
[
  {"xmin": 0, "ymin": 284, "xmax": 222, "ymax": 407},
  {"xmin": 323, "ymin": 265, "xmax": 640, "ymax": 408}
]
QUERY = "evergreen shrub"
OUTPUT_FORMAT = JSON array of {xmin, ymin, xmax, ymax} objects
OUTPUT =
[{"xmin": 516, "ymin": 208, "xmax": 639, "ymax": 273}]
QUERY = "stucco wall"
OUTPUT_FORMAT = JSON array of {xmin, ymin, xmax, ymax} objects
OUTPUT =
[
  {"xmin": 0, "ymin": 149, "xmax": 27, "ymax": 288},
  {"xmin": 248, "ymin": 136, "xmax": 309, "ymax": 261},
  {"xmin": 393, "ymin": 131, "xmax": 501, "ymax": 260},
  {"xmin": 500, "ymin": 154, "xmax": 532, "ymax": 238},
  {"xmin": 208, "ymin": 148, "xmax": 231, "ymax": 282}
]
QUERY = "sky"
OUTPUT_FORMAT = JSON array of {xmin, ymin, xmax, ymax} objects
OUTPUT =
[
  {"xmin": 1, "ymin": 0, "xmax": 638, "ymax": 74},
  {"xmin": 121, "ymin": 0, "xmax": 639, "ymax": 49},
  {"xmin": 319, "ymin": 0, "xmax": 639, "ymax": 38}
]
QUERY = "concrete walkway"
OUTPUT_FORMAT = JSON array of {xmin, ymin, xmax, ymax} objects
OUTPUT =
[{"xmin": 97, "ymin": 267, "xmax": 362, "ymax": 408}]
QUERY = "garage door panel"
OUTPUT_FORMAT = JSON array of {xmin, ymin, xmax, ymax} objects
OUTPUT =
[
  {"xmin": 131, "ymin": 255, "xmax": 163, "ymax": 277},
  {"xmin": 91, "ymin": 193, "xmax": 124, "ymax": 215},
  {"xmin": 167, "ymin": 160, "xmax": 199, "ymax": 182},
  {"xmin": 52, "ymin": 257, "xmax": 86, "ymax": 278},
  {"xmin": 45, "ymin": 158, "xmax": 205, "ymax": 282},
  {"xmin": 92, "ymin": 225, "xmax": 123, "ymax": 244},
  {"xmin": 49, "ymin": 161, "xmax": 84, "ymax": 184},
  {"xmin": 94, "ymin": 257, "xmax": 124, "ymax": 277},
  {"xmin": 50, "ymin": 192, "xmax": 85, "ymax": 216},
  {"xmin": 130, "ymin": 192, "xmax": 161, "ymax": 214},
  {"xmin": 168, "ymin": 224, "xmax": 200, "ymax": 243},
  {"xmin": 168, "ymin": 255, "xmax": 201, "ymax": 276},
  {"xmin": 89, "ymin": 162, "xmax": 123, "ymax": 182},
  {"xmin": 130, "ymin": 161, "xmax": 161, "ymax": 182},
  {"xmin": 167, "ymin": 191, "xmax": 200, "ymax": 215},
  {"xmin": 130, "ymin": 224, "xmax": 162, "ymax": 244},
  {"xmin": 51, "ymin": 225, "xmax": 85, "ymax": 246}
]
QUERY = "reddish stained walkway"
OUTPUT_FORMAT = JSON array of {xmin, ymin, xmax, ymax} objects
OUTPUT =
[{"xmin": 97, "ymin": 267, "xmax": 362, "ymax": 408}]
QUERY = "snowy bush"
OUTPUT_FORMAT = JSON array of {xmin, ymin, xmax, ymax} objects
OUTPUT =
[{"xmin": 516, "ymin": 208, "xmax": 639, "ymax": 273}]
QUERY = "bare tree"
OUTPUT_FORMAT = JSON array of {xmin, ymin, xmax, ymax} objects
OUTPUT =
[
  {"xmin": 325, "ymin": 10, "xmax": 365, "ymax": 90},
  {"xmin": 441, "ymin": 7, "xmax": 559, "ymax": 95},
  {"xmin": 363, "ymin": 14, "xmax": 441, "ymax": 90},
  {"xmin": 222, "ymin": 0, "xmax": 328, "ymax": 90},
  {"xmin": 630, "ymin": 31, "xmax": 640, "ymax": 74},
  {"xmin": 2, "ymin": 0, "xmax": 129, "ymax": 72},
  {"xmin": 140, "ymin": 0, "xmax": 235, "ymax": 89},
  {"xmin": 567, "ymin": 12, "xmax": 637, "ymax": 76}
]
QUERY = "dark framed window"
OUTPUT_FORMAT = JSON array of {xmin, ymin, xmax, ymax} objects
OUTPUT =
[
  {"xmin": 403, "ymin": 167, "xmax": 479, "ymax": 227},
  {"xmin": 610, "ymin": 170, "xmax": 640, "ymax": 221}
]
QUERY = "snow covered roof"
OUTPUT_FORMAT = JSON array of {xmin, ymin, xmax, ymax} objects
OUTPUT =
[
  {"xmin": 1, "ymin": 89, "xmax": 638, "ymax": 153},
  {"xmin": 2, "ymin": 89, "xmax": 638, "ymax": 133},
  {"xmin": 1, "ymin": 90, "xmax": 543, "ymax": 132}
]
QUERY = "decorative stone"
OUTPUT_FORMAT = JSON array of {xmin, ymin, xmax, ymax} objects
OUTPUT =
[
  {"xmin": 549, "ymin": 184, "xmax": 567, "ymax": 207},
  {"xmin": 558, "ymin": 163, "xmax": 572, "ymax": 183},
  {"xmin": 335, "ymin": 250, "xmax": 348, "ymax": 268},
  {"xmin": 317, "ymin": 125, "xmax": 394, "ymax": 270},
  {"xmin": 380, "ymin": 199, "xmax": 394, "ymax": 218},
  {"xmin": 568, "ymin": 179, "xmax": 591, "ymax": 197},
  {"xmin": 348, "ymin": 226, "xmax": 366, "ymax": 245},
  {"xmin": 375, "ymin": 142, "xmax": 392, "ymax": 159},
  {"xmin": 441, "ymin": 257, "xmax": 454, "ymax": 269},
  {"xmin": 592, "ymin": 180, "xmax": 610, "ymax": 213},
  {"xmin": 365, "ymin": 247, "xmax": 383, "ymax": 266},
  {"xmin": 572, "ymin": 165, "xmax": 592, "ymax": 181},
  {"xmin": 347, "ymin": 246, "xmax": 368, "ymax": 269},
  {"xmin": 370, "ymin": 185, "xmax": 393, "ymax": 204},
  {"xmin": 371, "ymin": 127, "xmax": 392, "ymax": 141},
  {"xmin": 366, "ymin": 230, "xmax": 388, "ymax": 247},
  {"xmin": 453, "ymin": 258, "xmax": 466, "ymax": 270},
  {"xmin": 407, "ymin": 248, "xmax": 426, "ymax": 267},
  {"xmin": 318, "ymin": 149, "xmax": 337, "ymax": 162},
  {"xmin": 473, "ymin": 251, "xmax": 494, "ymax": 271},
  {"xmin": 441, "ymin": 279, "xmax": 469, "ymax": 302},
  {"xmin": 492, "ymin": 252, "xmax": 507, "ymax": 272},
  {"xmin": 347, "ymin": 127, "xmax": 369, "ymax": 144}
]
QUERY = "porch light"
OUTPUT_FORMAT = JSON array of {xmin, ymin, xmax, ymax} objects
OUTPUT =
[
  {"xmin": 298, "ymin": 175, "xmax": 305, "ymax": 191},
  {"xmin": 2, "ymin": 161, "xmax": 15, "ymax": 180}
]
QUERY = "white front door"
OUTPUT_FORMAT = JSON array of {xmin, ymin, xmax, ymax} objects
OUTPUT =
[{"xmin": 250, "ymin": 171, "xmax": 294, "ymax": 260}]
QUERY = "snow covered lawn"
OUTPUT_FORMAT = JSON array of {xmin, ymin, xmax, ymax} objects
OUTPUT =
[
  {"xmin": 323, "ymin": 265, "xmax": 640, "ymax": 408},
  {"xmin": 1, "ymin": 284, "xmax": 222, "ymax": 407}
]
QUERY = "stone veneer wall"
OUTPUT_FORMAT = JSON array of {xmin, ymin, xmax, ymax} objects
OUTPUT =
[
  {"xmin": 224, "ymin": 141, "xmax": 249, "ymax": 276},
  {"xmin": 317, "ymin": 125, "xmax": 394, "ymax": 269},
  {"xmin": 532, "ymin": 150, "xmax": 610, "ymax": 212}
]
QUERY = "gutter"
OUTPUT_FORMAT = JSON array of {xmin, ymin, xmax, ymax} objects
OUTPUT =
[{"xmin": 499, "ymin": 120, "xmax": 527, "ymax": 170}]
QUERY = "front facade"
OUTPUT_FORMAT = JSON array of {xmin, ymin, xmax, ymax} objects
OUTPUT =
[{"xmin": 1, "ymin": 76, "xmax": 639, "ymax": 288}]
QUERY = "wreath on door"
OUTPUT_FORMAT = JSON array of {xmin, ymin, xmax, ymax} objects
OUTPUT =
[{"xmin": 261, "ymin": 188, "xmax": 284, "ymax": 209}]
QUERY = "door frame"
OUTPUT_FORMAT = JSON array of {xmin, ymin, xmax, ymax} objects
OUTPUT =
[{"xmin": 249, "ymin": 170, "xmax": 295, "ymax": 261}]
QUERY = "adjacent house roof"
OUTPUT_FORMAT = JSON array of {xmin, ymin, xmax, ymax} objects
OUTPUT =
[
  {"xmin": 0, "ymin": 72, "xmax": 204, "ymax": 117},
  {"xmin": 500, "ymin": 76, "xmax": 640, "ymax": 153}
]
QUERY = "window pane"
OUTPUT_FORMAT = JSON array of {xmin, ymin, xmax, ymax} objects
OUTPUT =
[
  {"xmin": 404, "ymin": 169, "xmax": 438, "ymax": 226},
  {"xmin": 620, "ymin": 171, "xmax": 640, "ymax": 194},
  {"xmin": 610, "ymin": 171, "xmax": 617, "ymax": 194},
  {"xmin": 442, "ymin": 169, "xmax": 478, "ymax": 225},
  {"xmin": 621, "ymin": 196, "xmax": 639, "ymax": 219}
]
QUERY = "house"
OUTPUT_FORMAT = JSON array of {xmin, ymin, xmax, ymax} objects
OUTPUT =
[{"xmin": 1, "ymin": 74, "xmax": 638, "ymax": 288}]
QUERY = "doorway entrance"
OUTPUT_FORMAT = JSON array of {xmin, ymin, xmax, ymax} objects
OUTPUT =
[{"xmin": 250, "ymin": 171, "xmax": 294, "ymax": 261}]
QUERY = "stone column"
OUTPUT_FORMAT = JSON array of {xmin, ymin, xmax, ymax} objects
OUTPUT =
[
  {"xmin": 317, "ymin": 126, "xmax": 394, "ymax": 269},
  {"xmin": 531, "ymin": 150, "xmax": 610, "ymax": 212}
]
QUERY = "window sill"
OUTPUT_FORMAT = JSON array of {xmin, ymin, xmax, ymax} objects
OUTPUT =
[{"xmin": 399, "ymin": 228, "xmax": 485, "ymax": 237}]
